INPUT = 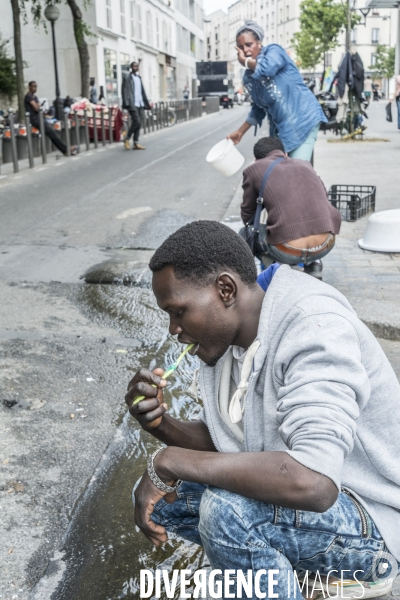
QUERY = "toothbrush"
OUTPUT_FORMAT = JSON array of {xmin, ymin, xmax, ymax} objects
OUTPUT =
[{"xmin": 132, "ymin": 344, "xmax": 194, "ymax": 405}]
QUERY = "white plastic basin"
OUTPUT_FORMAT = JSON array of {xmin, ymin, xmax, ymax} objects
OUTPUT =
[
  {"xmin": 206, "ymin": 138, "xmax": 245, "ymax": 177},
  {"xmin": 358, "ymin": 209, "xmax": 400, "ymax": 252}
]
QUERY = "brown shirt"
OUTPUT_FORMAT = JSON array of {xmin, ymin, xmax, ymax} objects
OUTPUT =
[{"xmin": 241, "ymin": 150, "xmax": 341, "ymax": 245}]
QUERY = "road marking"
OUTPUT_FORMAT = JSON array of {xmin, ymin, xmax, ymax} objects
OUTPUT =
[{"xmin": 116, "ymin": 206, "xmax": 152, "ymax": 220}]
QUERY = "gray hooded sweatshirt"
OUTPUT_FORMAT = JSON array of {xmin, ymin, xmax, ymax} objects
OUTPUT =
[{"xmin": 199, "ymin": 265, "xmax": 400, "ymax": 561}]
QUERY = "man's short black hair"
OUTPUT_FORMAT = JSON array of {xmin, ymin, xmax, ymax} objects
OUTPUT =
[
  {"xmin": 253, "ymin": 137, "xmax": 284, "ymax": 160},
  {"xmin": 28, "ymin": 81, "xmax": 36, "ymax": 87},
  {"xmin": 149, "ymin": 221, "xmax": 257, "ymax": 287}
]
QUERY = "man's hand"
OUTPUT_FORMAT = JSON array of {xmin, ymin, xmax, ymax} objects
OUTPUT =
[
  {"xmin": 134, "ymin": 451, "xmax": 177, "ymax": 546},
  {"xmin": 236, "ymin": 46, "xmax": 246, "ymax": 66},
  {"xmin": 227, "ymin": 130, "xmax": 243, "ymax": 145},
  {"xmin": 125, "ymin": 367, "xmax": 167, "ymax": 431},
  {"xmin": 134, "ymin": 471, "xmax": 174, "ymax": 546}
]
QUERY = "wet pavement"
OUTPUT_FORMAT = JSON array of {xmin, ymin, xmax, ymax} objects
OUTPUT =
[
  {"xmin": 1, "ymin": 103, "xmax": 400, "ymax": 600},
  {"xmin": 0, "ymin": 107, "xmax": 255, "ymax": 600}
]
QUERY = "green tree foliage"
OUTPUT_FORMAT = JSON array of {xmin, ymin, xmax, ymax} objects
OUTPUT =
[
  {"xmin": 292, "ymin": 0, "xmax": 360, "ymax": 71},
  {"xmin": 369, "ymin": 45, "xmax": 395, "ymax": 79},
  {"xmin": 0, "ymin": 35, "xmax": 17, "ymax": 100}
]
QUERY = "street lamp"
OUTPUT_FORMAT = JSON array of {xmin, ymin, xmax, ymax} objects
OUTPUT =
[{"xmin": 44, "ymin": 4, "xmax": 63, "ymax": 121}]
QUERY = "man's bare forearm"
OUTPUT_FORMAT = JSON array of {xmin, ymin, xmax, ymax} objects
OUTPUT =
[
  {"xmin": 148, "ymin": 415, "xmax": 217, "ymax": 452},
  {"xmin": 156, "ymin": 446, "xmax": 338, "ymax": 512}
]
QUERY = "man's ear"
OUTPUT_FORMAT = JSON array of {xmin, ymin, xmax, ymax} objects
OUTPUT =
[{"xmin": 216, "ymin": 273, "xmax": 237, "ymax": 307}]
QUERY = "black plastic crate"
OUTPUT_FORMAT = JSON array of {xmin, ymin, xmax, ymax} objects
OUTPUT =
[{"xmin": 328, "ymin": 184, "xmax": 376, "ymax": 222}]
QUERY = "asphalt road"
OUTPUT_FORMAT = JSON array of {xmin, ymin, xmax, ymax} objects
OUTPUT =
[{"xmin": 0, "ymin": 106, "xmax": 255, "ymax": 253}]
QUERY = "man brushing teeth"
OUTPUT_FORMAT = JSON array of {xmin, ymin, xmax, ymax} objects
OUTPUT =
[{"xmin": 125, "ymin": 221, "xmax": 400, "ymax": 599}]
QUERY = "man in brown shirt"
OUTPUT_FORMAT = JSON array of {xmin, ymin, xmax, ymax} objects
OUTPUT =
[{"xmin": 241, "ymin": 137, "xmax": 341, "ymax": 279}]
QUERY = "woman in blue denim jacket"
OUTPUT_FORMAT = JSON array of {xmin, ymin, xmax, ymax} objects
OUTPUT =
[{"xmin": 227, "ymin": 20, "xmax": 327, "ymax": 160}]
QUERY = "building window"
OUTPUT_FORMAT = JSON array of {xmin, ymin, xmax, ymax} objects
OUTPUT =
[
  {"xmin": 106, "ymin": 0, "xmax": 112, "ymax": 29},
  {"xmin": 130, "ymin": 0, "xmax": 135, "ymax": 38},
  {"xmin": 371, "ymin": 52, "xmax": 377, "ymax": 65},
  {"xmin": 325, "ymin": 53, "xmax": 332, "ymax": 66},
  {"xmin": 104, "ymin": 48, "xmax": 118, "ymax": 102},
  {"xmin": 120, "ymin": 52, "xmax": 130, "ymax": 78},
  {"xmin": 146, "ymin": 11, "xmax": 152, "ymax": 45},
  {"xmin": 372, "ymin": 8, "xmax": 379, "ymax": 15},
  {"xmin": 371, "ymin": 28, "xmax": 379, "ymax": 43},
  {"xmin": 286, "ymin": 4, "xmax": 289, "ymax": 19},
  {"xmin": 156, "ymin": 17, "xmax": 160, "ymax": 48},
  {"xmin": 271, "ymin": 11, "xmax": 275, "ymax": 27},
  {"xmin": 266, "ymin": 14, "xmax": 269, "ymax": 29},
  {"xmin": 120, "ymin": 0, "xmax": 126, "ymax": 35},
  {"xmin": 351, "ymin": 28, "xmax": 357, "ymax": 43},
  {"xmin": 190, "ymin": 33, "xmax": 195, "ymax": 57},
  {"xmin": 163, "ymin": 21, "xmax": 168, "ymax": 52},
  {"xmin": 279, "ymin": 8, "xmax": 282, "ymax": 22},
  {"xmin": 137, "ymin": 3, "xmax": 142, "ymax": 39}
]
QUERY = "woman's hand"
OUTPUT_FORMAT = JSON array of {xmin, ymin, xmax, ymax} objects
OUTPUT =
[
  {"xmin": 227, "ymin": 130, "xmax": 243, "ymax": 145},
  {"xmin": 236, "ymin": 46, "xmax": 246, "ymax": 66}
]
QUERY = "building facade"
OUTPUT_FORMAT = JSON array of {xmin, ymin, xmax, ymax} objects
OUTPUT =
[
  {"xmin": 207, "ymin": 0, "xmax": 396, "ymax": 94},
  {"xmin": 205, "ymin": 9, "xmax": 230, "ymax": 61},
  {"xmin": 174, "ymin": 0, "xmax": 206, "ymax": 98},
  {"xmin": 1, "ymin": 0, "xmax": 204, "ymax": 107}
]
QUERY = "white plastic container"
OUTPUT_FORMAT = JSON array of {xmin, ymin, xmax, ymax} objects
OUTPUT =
[
  {"xmin": 206, "ymin": 138, "xmax": 245, "ymax": 177},
  {"xmin": 358, "ymin": 209, "xmax": 400, "ymax": 253}
]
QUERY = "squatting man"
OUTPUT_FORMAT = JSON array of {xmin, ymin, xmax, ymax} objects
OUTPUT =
[{"xmin": 126, "ymin": 222, "xmax": 400, "ymax": 599}]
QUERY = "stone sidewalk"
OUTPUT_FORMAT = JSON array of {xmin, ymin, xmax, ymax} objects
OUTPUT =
[{"xmin": 223, "ymin": 101, "xmax": 400, "ymax": 341}]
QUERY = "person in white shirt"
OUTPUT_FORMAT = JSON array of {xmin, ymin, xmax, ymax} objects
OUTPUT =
[{"xmin": 121, "ymin": 62, "xmax": 151, "ymax": 150}]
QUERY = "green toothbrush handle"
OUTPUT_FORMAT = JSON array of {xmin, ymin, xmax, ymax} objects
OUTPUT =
[{"xmin": 132, "ymin": 368, "xmax": 174, "ymax": 405}]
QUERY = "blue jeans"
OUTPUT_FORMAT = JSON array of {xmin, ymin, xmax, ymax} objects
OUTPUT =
[
  {"xmin": 264, "ymin": 234, "xmax": 335, "ymax": 266},
  {"xmin": 150, "ymin": 482, "xmax": 395, "ymax": 600},
  {"xmin": 288, "ymin": 124, "xmax": 319, "ymax": 161}
]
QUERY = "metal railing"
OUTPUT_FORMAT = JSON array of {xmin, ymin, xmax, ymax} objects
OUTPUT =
[{"xmin": 0, "ymin": 97, "xmax": 220, "ymax": 174}]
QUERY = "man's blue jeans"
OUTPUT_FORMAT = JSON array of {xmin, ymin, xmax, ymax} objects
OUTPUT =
[{"xmin": 150, "ymin": 482, "xmax": 394, "ymax": 599}]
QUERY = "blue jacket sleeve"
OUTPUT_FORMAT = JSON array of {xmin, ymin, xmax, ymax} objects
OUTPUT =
[
  {"xmin": 246, "ymin": 103, "xmax": 267, "ymax": 127},
  {"xmin": 253, "ymin": 45, "xmax": 287, "ymax": 79}
]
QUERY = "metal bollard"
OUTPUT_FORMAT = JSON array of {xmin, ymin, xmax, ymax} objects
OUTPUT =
[
  {"xmin": 8, "ymin": 110, "xmax": 19, "ymax": 173},
  {"xmin": 38, "ymin": 109, "xmax": 47, "ymax": 164},
  {"xmin": 108, "ymin": 107, "xmax": 113, "ymax": 143},
  {"xmin": 83, "ymin": 109, "xmax": 90, "ymax": 151},
  {"xmin": 100, "ymin": 109, "xmax": 106, "ymax": 146},
  {"xmin": 75, "ymin": 112, "xmax": 81, "ymax": 153},
  {"xmin": 25, "ymin": 112, "xmax": 35, "ymax": 168},
  {"xmin": 93, "ymin": 109, "xmax": 98, "ymax": 149},
  {"xmin": 63, "ymin": 112, "xmax": 71, "ymax": 157}
]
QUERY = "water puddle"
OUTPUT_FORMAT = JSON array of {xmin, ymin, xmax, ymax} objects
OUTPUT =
[{"xmin": 52, "ymin": 282, "xmax": 205, "ymax": 599}]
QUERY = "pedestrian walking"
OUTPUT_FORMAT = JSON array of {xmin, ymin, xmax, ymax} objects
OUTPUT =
[
  {"xmin": 183, "ymin": 85, "xmax": 190, "ymax": 100},
  {"xmin": 127, "ymin": 220, "xmax": 400, "ymax": 600},
  {"xmin": 364, "ymin": 75, "xmax": 373, "ymax": 106},
  {"xmin": 390, "ymin": 75, "xmax": 400, "ymax": 130},
  {"xmin": 24, "ymin": 82, "xmax": 77, "ymax": 156},
  {"xmin": 89, "ymin": 77, "xmax": 98, "ymax": 104},
  {"xmin": 121, "ymin": 62, "xmax": 151, "ymax": 150},
  {"xmin": 240, "ymin": 137, "xmax": 341, "ymax": 279},
  {"xmin": 227, "ymin": 20, "xmax": 327, "ymax": 161}
]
